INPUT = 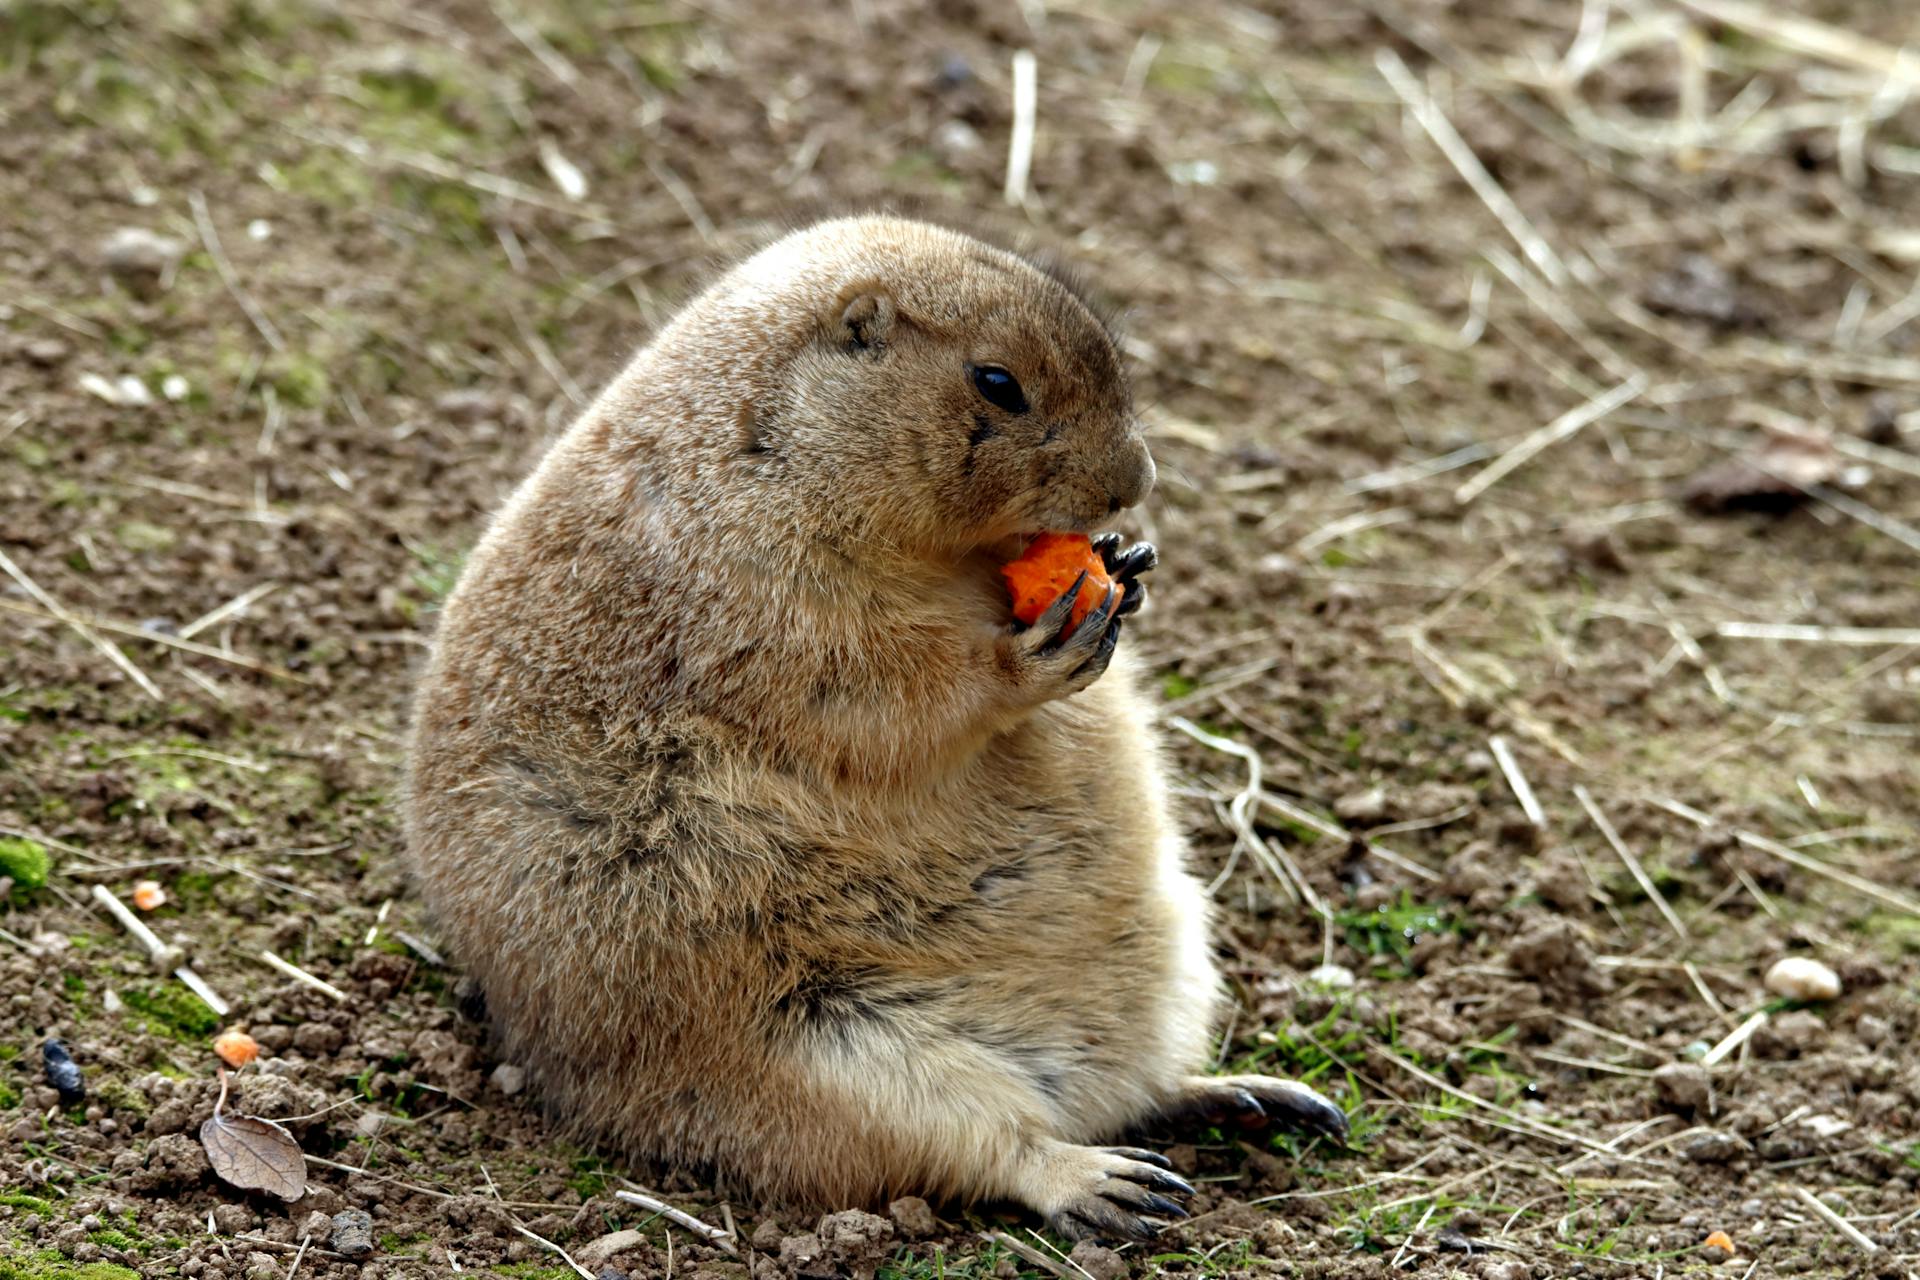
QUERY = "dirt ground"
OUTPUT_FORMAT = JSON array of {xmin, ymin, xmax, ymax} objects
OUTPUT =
[{"xmin": 3, "ymin": 0, "xmax": 1918, "ymax": 1277}]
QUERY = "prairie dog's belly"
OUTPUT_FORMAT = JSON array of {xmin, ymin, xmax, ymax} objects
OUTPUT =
[{"xmin": 794, "ymin": 666, "xmax": 1223, "ymax": 1137}]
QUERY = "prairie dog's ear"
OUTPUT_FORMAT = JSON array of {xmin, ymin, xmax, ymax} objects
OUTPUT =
[{"xmin": 827, "ymin": 284, "xmax": 898, "ymax": 354}]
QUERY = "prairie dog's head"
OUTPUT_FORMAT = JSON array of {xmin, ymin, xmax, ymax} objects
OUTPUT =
[{"xmin": 707, "ymin": 216, "xmax": 1154, "ymax": 561}]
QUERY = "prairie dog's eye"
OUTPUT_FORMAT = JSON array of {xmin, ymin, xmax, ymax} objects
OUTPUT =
[{"xmin": 969, "ymin": 364, "xmax": 1028, "ymax": 415}]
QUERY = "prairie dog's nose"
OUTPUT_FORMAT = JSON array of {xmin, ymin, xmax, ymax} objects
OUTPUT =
[{"xmin": 1108, "ymin": 435, "xmax": 1155, "ymax": 512}]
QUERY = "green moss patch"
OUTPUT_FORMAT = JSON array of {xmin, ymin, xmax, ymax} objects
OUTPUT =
[{"xmin": 0, "ymin": 836, "xmax": 51, "ymax": 890}]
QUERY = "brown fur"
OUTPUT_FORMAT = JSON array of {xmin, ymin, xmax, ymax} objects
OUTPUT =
[{"xmin": 405, "ymin": 216, "xmax": 1342, "ymax": 1239}]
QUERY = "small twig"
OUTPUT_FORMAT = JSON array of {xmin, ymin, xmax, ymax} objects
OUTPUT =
[
  {"xmin": 1574, "ymin": 787, "xmax": 1689, "ymax": 942},
  {"xmin": 1293, "ymin": 506, "xmax": 1414, "ymax": 554},
  {"xmin": 259, "ymin": 950, "xmax": 350, "ymax": 1003},
  {"xmin": 286, "ymin": 1232, "xmax": 312, "ymax": 1280},
  {"xmin": 1024, "ymin": 1229, "xmax": 1098, "ymax": 1280},
  {"xmin": 175, "ymin": 967, "xmax": 232, "ymax": 1018},
  {"xmin": 0, "ymin": 548, "xmax": 162, "ymax": 700},
  {"xmin": 1791, "ymin": 1185, "xmax": 1881, "ymax": 1255},
  {"xmin": 92, "ymin": 884, "xmax": 182, "ymax": 971},
  {"xmin": 511, "ymin": 305, "xmax": 589, "ymax": 408},
  {"xmin": 188, "ymin": 191, "xmax": 284, "ymax": 353},
  {"xmin": 1345, "ymin": 442, "xmax": 1495, "ymax": 494},
  {"xmin": 393, "ymin": 932, "xmax": 445, "ymax": 966},
  {"xmin": 1004, "ymin": 49, "xmax": 1038, "ymax": 206},
  {"xmin": 612, "ymin": 1190, "xmax": 739, "ymax": 1256},
  {"xmin": 1489, "ymin": 735, "xmax": 1546, "ymax": 827},
  {"xmin": 0, "ymin": 925, "xmax": 43, "ymax": 957}
]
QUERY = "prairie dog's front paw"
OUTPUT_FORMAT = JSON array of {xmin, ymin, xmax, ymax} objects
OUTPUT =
[
  {"xmin": 997, "ymin": 572, "xmax": 1124, "ymax": 698},
  {"xmin": 1024, "ymin": 1142, "xmax": 1194, "ymax": 1243},
  {"xmin": 1089, "ymin": 534, "xmax": 1155, "ymax": 616},
  {"xmin": 995, "ymin": 538, "xmax": 1154, "ymax": 700}
]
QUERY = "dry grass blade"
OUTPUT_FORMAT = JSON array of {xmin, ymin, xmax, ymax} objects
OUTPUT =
[
  {"xmin": 1375, "ymin": 1043, "xmax": 1614, "ymax": 1154},
  {"xmin": 1649, "ymin": 795, "xmax": 1920, "ymax": 915},
  {"xmin": 978, "ymin": 1232, "xmax": 1073, "ymax": 1279},
  {"xmin": 512, "ymin": 1226, "xmax": 594, "ymax": 1278},
  {"xmin": 1257, "ymin": 790, "xmax": 1443, "ymax": 883},
  {"xmin": 0, "ymin": 549, "xmax": 162, "ymax": 700},
  {"xmin": 1574, "ymin": 787, "xmax": 1689, "ymax": 942},
  {"xmin": 1702, "ymin": 1009, "xmax": 1768, "ymax": 1067},
  {"xmin": 1005, "ymin": 49, "xmax": 1038, "ymax": 206},
  {"xmin": 0, "ymin": 598, "xmax": 309, "ymax": 683},
  {"xmin": 188, "ymin": 191, "xmax": 285, "ymax": 353},
  {"xmin": 1170, "ymin": 716, "xmax": 1310, "ymax": 904},
  {"xmin": 1454, "ymin": 378, "xmax": 1644, "ymax": 505},
  {"xmin": 1673, "ymin": 0, "xmax": 1920, "ymax": 84},
  {"xmin": 1489, "ymin": 735, "xmax": 1546, "ymax": 827},
  {"xmin": 1376, "ymin": 47, "xmax": 1569, "ymax": 287},
  {"xmin": 1715, "ymin": 621, "xmax": 1920, "ymax": 646}
]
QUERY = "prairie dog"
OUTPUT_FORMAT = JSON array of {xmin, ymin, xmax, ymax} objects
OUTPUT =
[{"xmin": 405, "ymin": 215, "xmax": 1346, "ymax": 1240}]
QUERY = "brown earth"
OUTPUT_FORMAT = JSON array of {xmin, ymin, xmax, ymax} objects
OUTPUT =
[{"xmin": 2, "ymin": 1, "xmax": 1918, "ymax": 1278}]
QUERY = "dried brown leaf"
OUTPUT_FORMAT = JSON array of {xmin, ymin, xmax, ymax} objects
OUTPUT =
[
  {"xmin": 199, "ymin": 1110, "xmax": 307, "ymax": 1201},
  {"xmin": 1682, "ymin": 431, "xmax": 1838, "ymax": 514}
]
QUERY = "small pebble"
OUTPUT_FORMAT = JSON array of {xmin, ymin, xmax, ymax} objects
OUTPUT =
[
  {"xmin": 24, "ymin": 338, "xmax": 71, "ymax": 366},
  {"xmin": 1856, "ymin": 1013, "xmax": 1890, "ymax": 1046},
  {"xmin": 886, "ymin": 1196, "xmax": 937, "ymax": 1238},
  {"xmin": 490, "ymin": 1063, "xmax": 527, "ymax": 1096},
  {"xmin": 1765, "ymin": 956, "xmax": 1841, "ymax": 1002},
  {"xmin": 1652, "ymin": 1062, "xmax": 1710, "ymax": 1111},
  {"xmin": 1684, "ymin": 1131, "xmax": 1750, "ymax": 1164},
  {"xmin": 331, "ymin": 1208, "xmax": 374, "ymax": 1259},
  {"xmin": 1305, "ymin": 963, "xmax": 1356, "ymax": 990},
  {"xmin": 247, "ymin": 219, "xmax": 272, "ymax": 241},
  {"xmin": 1333, "ymin": 785, "xmax": 1388, "ymax": 824},
  {"xmin": 99, "ymin": 227, "xmax": 185, "ymax": 284},
  {"xmin": 1066, "ymin": 1241, "xmax": 1128, "ymax": 1280},
  {"xmin": 161, "ymin": 374, "xmax": 190, "ymax": 401}
]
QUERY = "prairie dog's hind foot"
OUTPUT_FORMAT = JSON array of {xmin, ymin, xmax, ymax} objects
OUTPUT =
[
  {"xmin": 1017, "ymin": 1141, "xmax": 1195, "ymax": 1243},
  {"xmin": 1157, "ymin": 1074, "xmax": 1351, "ymax": 1144}
]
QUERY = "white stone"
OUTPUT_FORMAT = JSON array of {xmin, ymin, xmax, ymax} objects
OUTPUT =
[
  {"xmin": 1305, "ymin": 963, "xmax": 1356, "ymax": 990},
  {"xmin": 1764, "ymin": 956, "xmax": 1841, "ymax": 1002}
]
